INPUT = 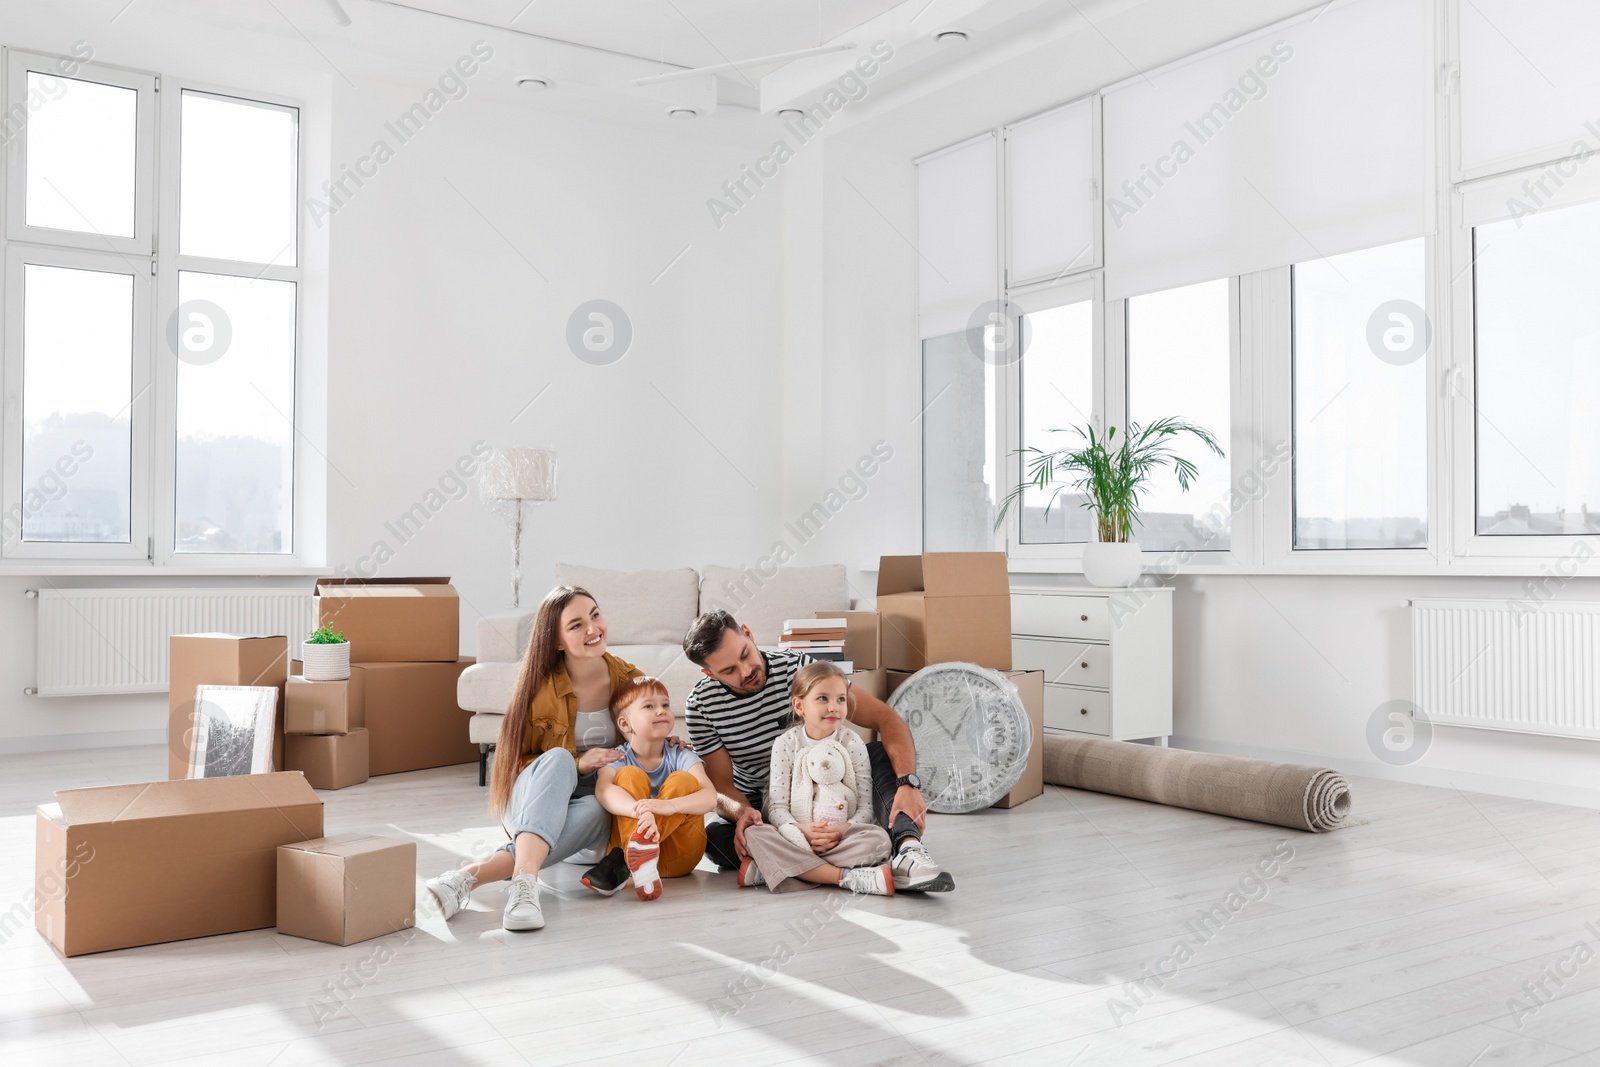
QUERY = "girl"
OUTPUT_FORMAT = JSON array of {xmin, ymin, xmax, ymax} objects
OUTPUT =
[
  {"xmin": 425, "ymin": 585, "xmax": 642, "ymax": 931},
  {"xmin": 736, "ymin": 662, "xmax": 894, "ymax": 895}
]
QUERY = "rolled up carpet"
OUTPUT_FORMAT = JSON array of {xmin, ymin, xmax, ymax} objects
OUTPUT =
[{"xmin": 1041, "ymin": 735, "xmax": 1354, "ymax": 832}]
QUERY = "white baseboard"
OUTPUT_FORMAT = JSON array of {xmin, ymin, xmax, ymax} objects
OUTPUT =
[
  {"xmin": 0, "ymin": 729, "xmax": 166, "ymax": 755},
  {"xmin": 1169, "ymin": 734, "xmax": 1600, "ymax": 812}
]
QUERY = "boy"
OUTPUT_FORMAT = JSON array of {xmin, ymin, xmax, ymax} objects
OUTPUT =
[{"xmin": 581, "ymin": 677, "xmax": 717, "ymax": 901}]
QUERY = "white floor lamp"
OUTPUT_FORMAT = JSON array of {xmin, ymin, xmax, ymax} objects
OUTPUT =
[{"xmin": 483, "ymin": 448, "xmax": 557, "ymax": 608}]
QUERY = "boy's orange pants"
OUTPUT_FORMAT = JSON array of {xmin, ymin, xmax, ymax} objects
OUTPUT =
[{"xmin": 608, "ymin": 767, "xmax": 706, "ymax": 877}]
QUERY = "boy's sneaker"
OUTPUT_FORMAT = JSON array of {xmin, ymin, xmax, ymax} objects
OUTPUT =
[
  {"xmin": 626, "ymin": 831, "xmax": 662, "ymax": 902},
  {"xmin": 891, "ymin": 840, "xmax": 955, "ymax": 893},
  {"xmin": 841, "ymin": 864, "xmax": 895, "ymax": 896},
  {"xmin": 580, "ymin": 847, "xmax": 630, "ymax": 897},
  {"xmin": 737, "ymin": 857, "xmax": 766, "ymax": 888},
  {"xmin": 502, "ymin": 873, "xmax": 544, "ymax": 931},
  {"xmin": 425, "ymin": 868, "xmax": 475, "ymax": 920}
]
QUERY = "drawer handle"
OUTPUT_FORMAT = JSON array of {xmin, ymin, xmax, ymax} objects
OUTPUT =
[
  {"xmin": 1079, "ymin": 708, "xmax": 1088, "ymax": 715},
  {"xmin": 1080, "ymin": 614, "xmax": 1089, "ymax": 621}
]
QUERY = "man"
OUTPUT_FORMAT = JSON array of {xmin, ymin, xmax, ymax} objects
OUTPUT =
[{"xmin": 682, "ymin": 610, "xmax": 954, "ymax": 892}]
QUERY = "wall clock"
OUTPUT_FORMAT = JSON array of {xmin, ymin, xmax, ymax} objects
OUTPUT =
[{"xmin": 889, "ymin": 663, "xmax": 1031, "ymax": 813}]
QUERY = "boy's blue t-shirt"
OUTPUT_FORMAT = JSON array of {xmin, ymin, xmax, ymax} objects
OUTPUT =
[{"xmin": 619, "ymin": 742, "xmax": 703, "ymax": 795}]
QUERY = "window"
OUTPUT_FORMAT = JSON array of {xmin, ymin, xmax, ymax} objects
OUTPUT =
[
  {"xmin": 1473, "ymin": 200, "xmax": 1600, "ymax": 536},
  {"xmin": 1018, "ymin": 300, "xmax": 1094, "ymax": 543},
  {"xmin": 1292, "ymin": 238, "xmax": 1428, "ymax": 549},
  {"xmin": 1125, "ymin": 278, "xmax": 1231, "ymax": 552},
  {"xmin": 2, "ymin": 52, "xmax": 300, "ymax": 561},
  {"xmin": 923, "ymin": 328, "xmax": 998, "ymax": 552}
]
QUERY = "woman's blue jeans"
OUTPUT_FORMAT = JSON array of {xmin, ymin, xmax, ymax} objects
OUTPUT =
[{"xmin": 496, "ymin": 748, "xmax": 610, "ymax": 866}]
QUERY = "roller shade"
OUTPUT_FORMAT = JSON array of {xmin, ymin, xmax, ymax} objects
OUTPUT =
[
  {"xmin": 1007, "ymin": 97, "xmax": 1097, "ymax": 285},
  {"xmin": 1459, "ymin": 0, "xmax": 1600, "ymax": 180},
  {"xmin": 1102, "ymin": 0, "xmax": 1435, "ymax": 301},
  {"xmin": 917, "ymin": 133, "xmax": 997, "ymax": 339},
  {"xmin": 1460, "ymin": 159, "xmax": 1600, "ymax": 228}
]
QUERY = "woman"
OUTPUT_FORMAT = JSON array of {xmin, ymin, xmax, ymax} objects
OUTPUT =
[{"xmin": 426, "ymin": 585, "xmax": 641, "ymax": 932}]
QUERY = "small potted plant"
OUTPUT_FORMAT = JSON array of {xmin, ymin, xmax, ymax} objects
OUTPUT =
[
  {"xmin": 997, "ymin": 417, "xmax": 1223, "ymax": 587},
  {"xmin": 302, "ymin": 624, "xmax": 351, "ymax": 681}
]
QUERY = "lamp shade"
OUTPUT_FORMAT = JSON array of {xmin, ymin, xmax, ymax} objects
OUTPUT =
[{"xmin": 485, "ymin": 448, "xmax": 557, "ymax": 502}]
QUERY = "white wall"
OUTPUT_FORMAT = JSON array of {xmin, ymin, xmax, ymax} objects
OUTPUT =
[{"xmin": 0, "ymin": 1, "xmax": 787, "ymax": 748}]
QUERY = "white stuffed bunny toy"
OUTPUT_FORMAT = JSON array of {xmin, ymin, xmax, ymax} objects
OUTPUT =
[{"xmin": 779, "ymin": 738, "xmax": 858, "ymax": 850}]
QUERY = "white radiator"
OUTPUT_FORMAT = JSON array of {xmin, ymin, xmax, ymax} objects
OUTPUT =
[
  {"xmin": 31, "ymin": 588, "xmax": 314, "ymax": 697},
  {"xmin": 1412, "ymin": 597, "xmax": 1600, "ymax": 741}
]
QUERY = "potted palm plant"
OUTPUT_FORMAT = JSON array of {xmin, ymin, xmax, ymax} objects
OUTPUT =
[
  {"xmin": 301, "ymin": 624, "xmax": 351, "ymax": 681},
  {"xmin": 997, "ymin": 417, "xmax": 1223, "ymax": 587}
]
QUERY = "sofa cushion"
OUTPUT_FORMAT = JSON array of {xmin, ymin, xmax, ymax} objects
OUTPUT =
[
  {"xmin": 553, "ymin": 565, "xmax": 700, "ymax": 646},
  {"xmin": 458, "ymin": 660, "xmax": 522, "ymax": 715},
  {"xmin": 698, "ymin": 563, "xmax": 849, "ymax": 647}
]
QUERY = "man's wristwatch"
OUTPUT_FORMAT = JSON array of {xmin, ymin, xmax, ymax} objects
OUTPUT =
[{"xmin": 894, "ymin": 772, "xmax": 922, "ymax": 790}]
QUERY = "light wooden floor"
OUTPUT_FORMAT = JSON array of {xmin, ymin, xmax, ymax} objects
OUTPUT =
[{"xmin": 2, "ymin": 745, "xmax": 1598, "ymax": 1066}]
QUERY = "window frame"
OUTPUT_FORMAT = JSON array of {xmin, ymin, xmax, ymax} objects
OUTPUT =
[{"xmin": 0, "ymin": 47, "xmax": 309, "ymax": 568}]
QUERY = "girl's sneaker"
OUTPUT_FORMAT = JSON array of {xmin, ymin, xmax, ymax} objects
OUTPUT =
[
  {"xmin": 737, "ymin": 857, "xmax": 766, "ymax": 888},
  {"xmin": 626, "ymin": 831, "xmax": 662, "ymax": 902},
  {"xmin": 841, "ymin": 864, "xmax": 895, "ymax": 896},
  {"xmin": 424, "ymin": 868, "xmax": 475, "ymax": 920}
]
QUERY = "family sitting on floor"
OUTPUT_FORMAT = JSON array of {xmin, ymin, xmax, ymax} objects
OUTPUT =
[{"xmin": 426, "ymin": 584, "xmax": 954, "ymax": 931}]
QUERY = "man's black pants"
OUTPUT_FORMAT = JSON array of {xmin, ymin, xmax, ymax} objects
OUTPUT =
[{"xmin": 703, "ymin": 740, "xmax": 920, "ymax": 870}]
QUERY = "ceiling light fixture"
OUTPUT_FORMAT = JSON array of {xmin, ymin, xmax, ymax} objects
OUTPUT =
[
  {"xmin": 776, "ymin": 107, "xmax": 805, "ymax": 120},
  {"xmin": 935, "ymin": 29, "xmax": 970, "ymax": 44},
  {"xmin": 667, "ymin": 107, "xmax": 700, "ymax": 119},
  {"xmin": 515, "ymin": 76, "xmax": 552, "ymax": 91}
]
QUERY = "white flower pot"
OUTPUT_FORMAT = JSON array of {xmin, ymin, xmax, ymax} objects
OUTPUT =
[
  {"xmin": 1082, "ymin": 540, "xmax": 1144, "ymax": 588},
  {"xmin": 301, "ymin": 640, "xmax": 351, "ymax": 681}
]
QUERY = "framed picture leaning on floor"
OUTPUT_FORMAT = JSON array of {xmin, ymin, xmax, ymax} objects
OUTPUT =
[{"xmin": 187, "ymin": 685, "xmax": 278, "ymax": 778}]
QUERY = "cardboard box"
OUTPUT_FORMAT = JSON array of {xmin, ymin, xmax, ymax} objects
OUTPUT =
[
  {"xmin": 35, "ymin": 773, "xmax": 323, "ymax": 957},
  {"xmin": 877, "ymin": 553, "xmax": 1012, "ymax": 671},
  {"xmin": 844, "ymin": 668, "xmax": 885, "ymax": 745},
  {"xmin": 169, "ymin": 634, "xmax": 291, "ymax": 781},
  {"xmin": 887, "ymin": 669, "xmax": 914, "ymax": 701},
  {"xmin": 286, "ymin": 728, "xmax": 370, "ymax": 790},
  {"xmin": 314, "ymin": 577, "xmax": 459, "ymax": 664},
  {"xmin": 354, "ymin": 659, "xmax": 477, "ymax": 776},
  {"xmin": 823, "ymin": 610, "xmax": 882, "ymax": 671},
  {"xmin": 285, "ymin": 674, "xmax": 366, "ymax": 735},
  {"xmin": 992, "ymin": 670, "xmax": 1044, "ymax": 809},
  {"xmin": 277, "ymin": 834, "xmax": 416, "ymax": 946}
]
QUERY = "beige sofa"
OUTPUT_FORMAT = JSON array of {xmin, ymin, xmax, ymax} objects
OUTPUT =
[{"xmin": 457, "ymin": 562, "xmax": 856, "ymax": 784}]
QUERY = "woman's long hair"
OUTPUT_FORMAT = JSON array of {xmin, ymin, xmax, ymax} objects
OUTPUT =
[{"xmin": 488, "ymin": 585, "xmax": 596, "ymax": 816}]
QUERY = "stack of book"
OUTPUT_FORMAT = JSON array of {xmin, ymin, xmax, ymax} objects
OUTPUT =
[{"xmin": 781, "ymin": 618, "xmax": 851, "ymax": 671}]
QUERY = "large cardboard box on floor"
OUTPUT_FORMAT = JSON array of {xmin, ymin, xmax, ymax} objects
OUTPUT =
[
  {"xmin": 314, "ymin": 577, "xmax": 459, "ymax": 664},
  {"xmin": 822, "ymin": 610, "xmax": 882, "ymax": 671},
  {"xmin": 35, "ymin": 773, "xmax": 323, "ymax": 957},
  {"xmin": 877, "ymin": 553, "xmax": 1012, "ymax": 671},
  {"xmin": 993, "ymin": 670, "xmax": 1044, "ymax": 809},
  {"xmin": 168, "ymin": 634, "xmax": 291, "ymax": 781},
  {"xmin": 285, "ymin": 674, "xmax": 365, "ymax": 735},
  {"xmin": 277, "ymin": 834, "xmax": 416, "ymax": 946},
  {"xmin": 845, "ymin": 667, "xmax": 886, "ymax": 745},
  {"xmin": 355, "ymin": 659, "xmax": 477, "ymax": 775},
  {"xmin": 286, "ymin": 728, "xmax": 370, "ymax": 790}
]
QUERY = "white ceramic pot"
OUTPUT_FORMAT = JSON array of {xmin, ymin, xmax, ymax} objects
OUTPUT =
[
  {"xmin": 1082, "ymin": 540, "xmax": 1143, "ymax": 588},
  {"xmin": 301, "ymin": 640, "xmax": 351, "ymax": 681}
]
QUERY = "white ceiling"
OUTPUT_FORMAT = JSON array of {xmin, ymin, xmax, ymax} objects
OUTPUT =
[{"xmin": 367, "ymin": 0, "xmax": 913, "ymax": 71}]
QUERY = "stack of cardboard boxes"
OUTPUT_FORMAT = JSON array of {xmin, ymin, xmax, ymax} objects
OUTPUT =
[
  {"xmin": 875, "ymin": 552, "xmax": 1044, "ymax": 809},
  {"xmin": 299, "ymin": 577, "xmax": 478, "ymax": 781}
]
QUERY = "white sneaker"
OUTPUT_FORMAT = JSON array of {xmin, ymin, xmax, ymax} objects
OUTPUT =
[
  {"xmin": 891, "ymin": 840, "xmax": 954, "ymax": 893},
  {"xmin": 841, "ymin": 864, "xmax": 894, "ymax": 896},
  {"xmin": 425, "ymin": 869, "xmax": 475, "ymax": 920},
  {"xmin": 502, "ymin": 873, "xmax": 545, "ymax": 931}
]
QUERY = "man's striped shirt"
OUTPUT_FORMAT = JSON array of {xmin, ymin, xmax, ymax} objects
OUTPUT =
[{"xmin": 686, "ymin": 649, "xmax": 812, "ymax": 798}]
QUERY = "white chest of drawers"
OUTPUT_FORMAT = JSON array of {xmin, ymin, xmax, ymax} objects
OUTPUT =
[{"xmin": 1010, "ymin": 587, "xmax": 1173, "ymax": 743}]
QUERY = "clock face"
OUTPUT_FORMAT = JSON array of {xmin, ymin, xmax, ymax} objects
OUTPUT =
[{"xmin": 890, "ymin": 664, "xmax": 1033, "ymax": 813}]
